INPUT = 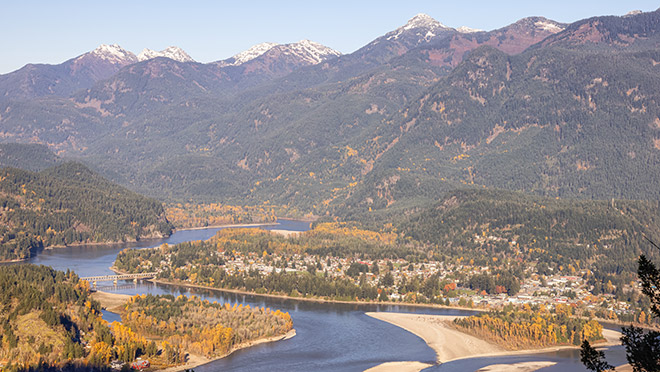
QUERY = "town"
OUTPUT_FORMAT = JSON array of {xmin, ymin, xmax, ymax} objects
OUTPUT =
[{"xmin": 128, "ymin": 239, "xmax": 648, "ymax": 325}]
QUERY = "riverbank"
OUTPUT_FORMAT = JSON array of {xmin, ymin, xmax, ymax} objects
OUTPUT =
[
  {"xmin": 174, "ymin": 222, "xmax": 278, "ymax": 231},
  {"xmin": 146, "ymin": 277, "xmax": 487, "ymax": 313},
  {"xmin": 92, "ymin": 290, "xmax": 296, "ymax": 371},
  {"xmin": 476, "ymin": 362, "xmax": 557, "ymax": 371},
  {"xmin": 44, "ymin": 232, "xmax": 171, "ymax": 250},
  {"xmin": 366, "ymin": 312, "xmax": 624, "ymax": 369},
  {"xmin": 367, "ymin": 313, "xmax": 505, "ymax": 362},
  {"xmin": 363, "ymin": 361, "xmax": 433, "ymax": 372},
  {"xmin": 0, "ymin": 257, "xmax": 27, "ymax": 263},
  {"xmin": 161, "ymin": 329, "xmax": 297, "ymax": 372},
  {"xmin": 176, "ymin": 222, "xmax": 306, "ymax": 237}
]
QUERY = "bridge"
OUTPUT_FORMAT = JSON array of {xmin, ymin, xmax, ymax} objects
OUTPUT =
[{"xmin": 81, "ymin": 272, "xmax": 158, "ymax": 284}]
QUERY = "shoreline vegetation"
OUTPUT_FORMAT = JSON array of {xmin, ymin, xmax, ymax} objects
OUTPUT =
[
  {"xmin": 365, "ymin": 312, "xmax": 624, "ymax": 372},
  {"xmin": 92, "ymin": 290, "xmax": 296, "ymax": 371},
  {"xmin": 97, "ymin": 223, "xmax": 639, "ymax": 371},
  {"xmin": 0, "ymin": 222, "xmax": 284, "ymax": 263},
  {"xmin": 113, "ymin": 271, "xmax": 488, "ymax": 314},
  {"xmin": 158, "ymin": 329, "xmax": 297, "ymax": 372},
  {"xmin": 174, "ymin": 222, "xmax": 279, "ymax": 231},
  {"xmin": 113, "ymin": 265, "xmax": 650, "ymax": 330},
  {"xmin": 97, "ymin": 277, "xmax": 626, "ymax": 372}
]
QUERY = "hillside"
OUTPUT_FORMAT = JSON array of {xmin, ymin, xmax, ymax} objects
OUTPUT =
[
  {"xmin": 0, "ymin": 162, "xmax": 173, "ymax": 261},
  {"xmin": 0, "ymin": 264, "xmax": 112, "ymax": 370},
  {"xmin": 0, "ymin": 143, "xmax": 59, "ymax": 171},
  {"xmin": 335, "ymin": 14, "xmax": 660, "ymax": 212},
  {"xmin": 399, "ymin": 189, "xmax": 660, "ymax": 284}
]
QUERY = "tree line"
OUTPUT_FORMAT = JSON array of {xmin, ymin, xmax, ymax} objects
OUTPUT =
[{"xmin": 0, "ymin": 162, "xmax": 173, "ymax": 261}]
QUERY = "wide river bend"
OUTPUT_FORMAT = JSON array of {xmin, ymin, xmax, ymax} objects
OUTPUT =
[{"xmin": 27, "ymin": 220, "xmax": 627, "ymax": 371}]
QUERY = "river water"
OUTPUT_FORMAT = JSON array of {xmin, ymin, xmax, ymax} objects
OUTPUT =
[{"xmin": 27, "ymin": 220, "xmax": 627, "ymax": 371}]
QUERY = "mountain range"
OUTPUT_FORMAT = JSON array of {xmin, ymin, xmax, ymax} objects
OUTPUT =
[{"xmin": 1, "ymin": 9, "xmax": 659, "ymax": 215}]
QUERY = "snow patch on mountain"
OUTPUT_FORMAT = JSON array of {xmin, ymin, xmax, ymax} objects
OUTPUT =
[
  {"xmin": 217, "ymin": 40, "xmax": 339, "ymax": 67},
  {"xmin": 534, "ymin": 20, "xmax": 564, "ymax": 33},
  {"xmin": 137, "ymin": 46, "xmax": 195, "ymax": 63},
  {"xmin": 457, "ymin": 26, "xmax": 484, "ymax": 33},
  {"xmin": 227, "ymin": 42, "xmax": 279, "ymax": 66},
  {"xmin": 403, "ymin": 13, "xmax": 447, "ymax": 31},
  {"xmin": 83, "ymin": 44, "xmax": 138, "ymax": 64},
  {"xmin": 278, "ymin": 40, "xmax": 341, "ymax": 64}
]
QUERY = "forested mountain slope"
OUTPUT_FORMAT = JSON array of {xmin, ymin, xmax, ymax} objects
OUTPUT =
[
  {"xmin": 0, "ymin": 265, "xmax": 113, "ymax": 370},
  {"xmin": 395, "ymin": 189, "xmax": 660, "ymax": 294},
  {"xmin": 0, "ymin": 10, "xmax": 658, "ymax": 214},
  {"xmin": 0, "ymin": 162, "xmax": 172, "ymax": 261},
  {"xmin": 0, "ymin": 143, "xmax": 59, "ymax": 171}
]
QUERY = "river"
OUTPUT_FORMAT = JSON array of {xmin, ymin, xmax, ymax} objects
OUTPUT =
[{"xmin": 27, "ymin": 220, "xmax": 628, "ymax": 371}]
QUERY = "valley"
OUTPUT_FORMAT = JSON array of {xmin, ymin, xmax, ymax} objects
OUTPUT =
[{"xmin": 1, "ymin": 4, "xmax": 660, "ymax": 372}]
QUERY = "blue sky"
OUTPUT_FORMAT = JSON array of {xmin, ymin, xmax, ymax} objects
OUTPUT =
[{"xmin": 2, "ymin": 0, "xmax": 659, "ymax": 74}]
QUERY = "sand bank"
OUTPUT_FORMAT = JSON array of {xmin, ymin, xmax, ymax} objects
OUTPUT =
[
  {"xmin": 615, "ymin": 364, "xmax": 633, "ymax": 372},
  {"xmin": 364, "ymin": 361, "xmax": 433, "ymax": 372},
  {"xmin": 366, "ymin": 313, "xmax": 504, "ymax": 362},
  {"xmin": 476, "ymin": 361, "xmax": 557, "ymax": 371},
  {"xmin": 367, "ymin": 312, "xmax": 624, "ymax": 371}
]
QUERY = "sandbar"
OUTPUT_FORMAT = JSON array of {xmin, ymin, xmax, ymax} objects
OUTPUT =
[
  {"xmin": 363, "ymin": 361, "xmax": 433, "ymax": 372},
  {"xmin": 366, "ymin": 312, "xmax": 623, "ymax": 370},
  {"xmin": 367, "ymin": 312, "xmax": 505, "ymax": 362},
  {"xmin": 476, "ymin": 361, "xmax": 557, "ymax": 371}
]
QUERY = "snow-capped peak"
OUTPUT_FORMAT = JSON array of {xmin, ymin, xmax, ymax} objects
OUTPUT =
[
  {"xmin": 229, "ymin": 42, "xmax": 279, "ymax": 65},
  {"xmin": 387, "ymin": 13, "xmax": 450, "ymax": 42},
  {"xmin": 456, "ymin": 26, "xmax": 484, "ymax": 33},
  {"xmin": 137, "ymin": 46, "xmax": 195, "ymax": 63},
  {"xmin": 217, "ymin": 40, "xmax": 340, "ymax": 67},
  {"xmin": 403, "ymin": 13, "xmax": 447, "ymax": 31},
  {"xmin": 283, "ymin": 40, "xmax": 341, "ymax": 64},
  {"xmin": 86, "ymin": 44, "xmax": 137, "ymax": 64}
]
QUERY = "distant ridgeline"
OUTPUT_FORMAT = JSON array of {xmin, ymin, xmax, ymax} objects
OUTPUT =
[
  {"xmin": 399, "ymin": 189, "xmax": 660, "ymax": 290},
  {"xmin": 0, "ymin": 161, "xmax": 173, "ymax": 261}
]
